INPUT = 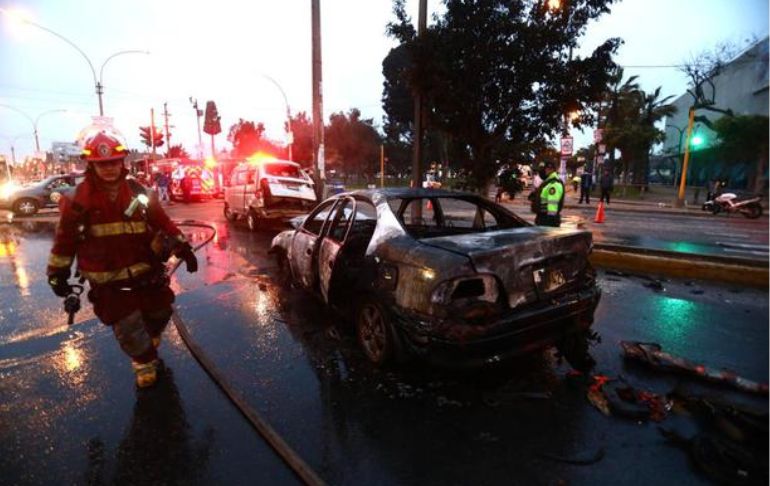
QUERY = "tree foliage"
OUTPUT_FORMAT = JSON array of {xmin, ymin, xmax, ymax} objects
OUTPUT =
[
  {"xmin": 325, "ymin": 109, "xmax": 382, "ymax": 177},
  {"xmin": 602, "ymin": 77, "xmax": 677, "ymax": 185},
  {"xmin": 287, "ymin": 111, "xmax": 314, "ymax": 167},
  {"xmin": 165, "ymin": 144, "xmax": 190, "ymax": 159},
  {"xmin": 382, "ymin": 0, "xmax": 621, "ymax": 190},
  {"xmin": 712, "ymin": 114, "xmax": 769, "ymax": 192},
  {"xmin": 227, "ymin": 119, "xmax": 281, "ymax": 158}
]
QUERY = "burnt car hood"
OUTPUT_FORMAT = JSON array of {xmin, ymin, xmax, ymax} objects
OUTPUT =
[{"xmin": 420, "ymin": 227, "xmax": 592, "ymax": 308}]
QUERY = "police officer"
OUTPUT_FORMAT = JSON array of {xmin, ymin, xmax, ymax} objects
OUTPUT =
[
  {"xmin": 47, "ymin": 124, "xmax": 198, "ymax": 388},
  {"xmin": 534, "ymin": 161, "xmax": 565, "ymax": 227}
]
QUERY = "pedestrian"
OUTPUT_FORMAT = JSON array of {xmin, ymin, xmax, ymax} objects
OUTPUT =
[
  {"xmin": 156, "ymin": 171, "xmax": 170, "ymax": 203},
  {"xmin": 181, "ymin": 174, "xmax": 192, "ymax": 204},
  {"xmin": 600, "ymin": 168, "xmax": 613, "ymax": 205},
  {"xmin": 46, "ymin": 126, "xmax": 198, "ymax": 388},
  {"xmin": 579, "ymin": 169, "xmax": 592, "ymax": 204},
  {"xmin": 533, "ymin": 161, "xmax": 564, "ymax": 227}
]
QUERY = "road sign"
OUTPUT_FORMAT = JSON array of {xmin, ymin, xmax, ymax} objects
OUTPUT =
[{"xmin": 560, "ymin": 137, "xmax": 573, "ymax": 156}]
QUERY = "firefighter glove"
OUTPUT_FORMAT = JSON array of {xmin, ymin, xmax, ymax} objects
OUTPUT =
[
  {"xmin": 48, "ymin": 270, "xmax": 73, "ymax": 297},
  {"xmin": 177, "ymin": 242, "xmax": 198, "ymax": 273}
]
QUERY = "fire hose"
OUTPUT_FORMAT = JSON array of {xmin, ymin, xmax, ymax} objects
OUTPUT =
[{"xmin": 62, "ymin": 219, "xmax": 325, "ymax": 486}]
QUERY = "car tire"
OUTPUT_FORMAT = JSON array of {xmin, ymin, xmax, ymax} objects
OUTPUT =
[
  {"xmin": 246, "ymin": 210, "xmax": 260, "ymax": 232},
  {"xmin": 13, "ymin": 198, "xmax": 40, "ymax": 216},
  {"xmin": 356, "ymin": 299, "xmax": 402, "ymax": 366},
  {"xmin": 556, "ymin": 329, "xmax": 596, "ymax": 373},
  {"xmin": 224, "ymin": 203, "xmax": 238, "ymax": 222}
]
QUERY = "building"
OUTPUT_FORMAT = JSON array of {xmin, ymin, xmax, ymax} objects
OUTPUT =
[{"xmin": 662, "ymin": 37, "xmax": 769, "ymax": 189}]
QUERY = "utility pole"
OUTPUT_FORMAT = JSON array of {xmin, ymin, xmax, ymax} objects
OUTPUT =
[
  {"xmin": 150, "ymin": 108, "xmax": 157, "ymax": 174},
  {"xmin": 163, "ymin": 102, "xmax": 171, "ymax": 154},
  {"xmin": 411, "ymin": 0, "xmax": 427, "ymax": 191},
  {"xmin": 311, "ymin": 0, "xmax": 325, "ymax": 198}
]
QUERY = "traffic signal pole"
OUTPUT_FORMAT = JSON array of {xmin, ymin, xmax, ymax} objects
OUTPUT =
[
  {"xmin": 676, "ymin": 107, "xmax": 696, "ymax": 207},
  {"xmin": 150, "ymin": 108, "xmax": 156, "ymax": 172}
]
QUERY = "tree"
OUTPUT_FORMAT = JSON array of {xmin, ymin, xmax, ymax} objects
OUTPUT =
[
  {"xmin": 383, "ymin": 0, "xmax": 621, "ymax": 191},
  {"xmin": 325, "ymin": 109, "xmax": 382, "ymax": 178},
  {"xmin": 227, "ymin": 119, "xmax": 281, "ymax": 158},
  {"xmin": 712, "ymin": 115, "xmax": 769, "ymax": 193},
  {"xmin": 165, "ymin": 144, "xmax": 190, "ymax": 159},
  {"xmin": 287, "ymin": 111, "xmax": 314, "ymax": 167},
  {"xmin": 139, "ymin": 126, "xmax": 164, "ymax": 149},
  {"xmin": 602, "ymin": 85, "xmax": 676, "ymax": 185}
]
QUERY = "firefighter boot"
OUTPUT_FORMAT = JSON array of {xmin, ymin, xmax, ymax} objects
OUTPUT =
[{"xmin": 132, "ymin": 360, "xmax": 159, "ymax": 388}]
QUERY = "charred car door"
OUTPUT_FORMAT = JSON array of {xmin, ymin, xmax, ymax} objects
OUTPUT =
[
  {"xmin": 290, "ymin": 199, "xmax": 338, "ymax": 290},
  {"xmin": 318, "ymin": 197, "xmax": 356, "ymax": 303}
]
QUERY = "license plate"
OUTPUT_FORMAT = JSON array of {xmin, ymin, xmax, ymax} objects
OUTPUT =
[{"xmin": 533, "ymin": 268, "xmax": 566, "ymax": 292}]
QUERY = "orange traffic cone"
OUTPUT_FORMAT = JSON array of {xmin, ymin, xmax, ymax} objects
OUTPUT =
[{"xmin": 594, "ymin": 201, "xmax": 605, "ymax": 223}]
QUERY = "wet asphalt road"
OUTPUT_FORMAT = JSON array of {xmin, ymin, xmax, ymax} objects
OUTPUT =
[
  {"xmin": 0, "ymin": 201, "xmax": 767, "ymax": 485},
  {"xmin": 499, "ymin": 197, "xmax": 770, "ymax": 260}
]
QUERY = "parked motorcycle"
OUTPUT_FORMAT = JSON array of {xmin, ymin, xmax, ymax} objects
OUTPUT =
[{"xmin": 702, "ymin": 192, "xmax": 763, "ymax": 219}]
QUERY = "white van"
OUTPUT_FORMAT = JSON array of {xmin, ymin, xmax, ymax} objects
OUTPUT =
[{"xmin": 223, "ymin": 159, "xmax": 317, "ymax": 231}]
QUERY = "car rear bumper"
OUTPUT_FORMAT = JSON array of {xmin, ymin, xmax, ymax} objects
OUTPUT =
[{"xmin": 390, "ymin": 286, "xmax": 601, "ymax": 368}]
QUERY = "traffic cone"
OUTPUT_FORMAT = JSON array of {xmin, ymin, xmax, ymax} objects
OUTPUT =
[{"xmin": 594, "ymin": 201, "xmax": 605, "ymax": 223}]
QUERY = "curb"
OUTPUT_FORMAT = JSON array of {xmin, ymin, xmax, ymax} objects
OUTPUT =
[{"xmin": 590, "ymin": 244, "xmax": 769, "ymax": 288}]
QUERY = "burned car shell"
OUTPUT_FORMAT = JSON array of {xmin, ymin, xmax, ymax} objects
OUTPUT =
[{"xmin": 270, "ymin": 188, "xmax": 600, "ymax": 368}]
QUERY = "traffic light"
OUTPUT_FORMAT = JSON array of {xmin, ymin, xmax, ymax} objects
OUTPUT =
[
  {"xmin": 690, "ymin": 134, "xmax": 704, "ymax": 147},
  {"xmin": 139, "ymin": 126, "xmax": 164, "ymax": 148},
  {"xmin": 204, "ymin": 101, "xmax": 221, "ymax": 135}
]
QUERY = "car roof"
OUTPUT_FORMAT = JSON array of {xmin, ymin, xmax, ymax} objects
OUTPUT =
[{"xmin": 340, "ymin": 187, "xmax": 480, "ymax": 201}]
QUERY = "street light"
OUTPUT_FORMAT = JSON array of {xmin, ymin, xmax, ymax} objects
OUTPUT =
[
  {"xmin": 262, "ymin": 74, "xmax": 294, "ymax": 161},
  {"xmin": 0, "ymin": 8, "xmax": 148, "ymax": 116},
  {"xmin": 0, "ymin": 105, "xmax": 66, "ymax": 153}
]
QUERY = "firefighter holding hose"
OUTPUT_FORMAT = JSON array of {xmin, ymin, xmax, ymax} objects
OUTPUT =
[{"xmin": 46, "ymin": 121, "xmax": 198, "ymax": 388}]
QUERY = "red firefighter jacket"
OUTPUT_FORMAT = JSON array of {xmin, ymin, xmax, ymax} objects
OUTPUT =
[{"xmin": 47, "ymin": 171, "xmax": 182, "ymax": 323}]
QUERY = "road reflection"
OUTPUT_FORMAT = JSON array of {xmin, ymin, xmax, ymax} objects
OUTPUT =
[{"xmin": 85, "ymin": 366, "xmax": 214, "ymax": 485}]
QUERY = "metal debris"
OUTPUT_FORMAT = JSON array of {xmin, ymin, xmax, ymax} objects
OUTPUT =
[{"xmin": 621, "ymin": 341, "xmax": 769, "ymax": 395}]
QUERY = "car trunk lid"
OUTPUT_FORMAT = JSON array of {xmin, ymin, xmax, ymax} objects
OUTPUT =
[{"xmin": 421, "ymin": 227, "xmax": 592, "ymax": 307}]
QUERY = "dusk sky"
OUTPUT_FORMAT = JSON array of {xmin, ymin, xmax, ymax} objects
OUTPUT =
[{"xmin": 0, "ymin": 0, "xmax": 768, "ymax": 162}]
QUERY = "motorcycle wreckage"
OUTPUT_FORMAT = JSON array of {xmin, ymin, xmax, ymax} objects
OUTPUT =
[{"xmin": 702, "ymin": 192, "xmax": 763, "ymax": 219}]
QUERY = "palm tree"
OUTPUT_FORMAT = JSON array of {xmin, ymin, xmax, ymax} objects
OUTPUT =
[{"xmin": 603, "ymin": 83, "xmax": 677, "ymax": 186}]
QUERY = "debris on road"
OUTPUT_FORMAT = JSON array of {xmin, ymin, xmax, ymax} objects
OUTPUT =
[
  {"xmin": 586, "ymin": 375, "xmax": 669, "ymax": 421},
  {"xmin": 621, "ymin": 341, "xmax": 769, "ymax": 395}
]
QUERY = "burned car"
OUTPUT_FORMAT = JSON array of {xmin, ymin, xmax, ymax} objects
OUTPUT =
[{"xmin": 270, "ymin": 188, "xmax": 600, "ymax": 369}]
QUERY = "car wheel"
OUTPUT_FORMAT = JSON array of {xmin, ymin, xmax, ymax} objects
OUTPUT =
[
  {"xmin": 556, "ymin": 329, "xmax": 596, "ymax": 373},
  {"xmin": 224, "ymin": 203, "xmax": 238, "ymax": 222},
  {"xmin": 246, "ymin": 210, "xmax": 259, "ymax": 232},
  {"xmin": 356, "ymin": 300, "xmax": 401, "ymax": 366},
  {"xmin": 13, "ymin": 198, "xmax": 39, "ymax": 216}
]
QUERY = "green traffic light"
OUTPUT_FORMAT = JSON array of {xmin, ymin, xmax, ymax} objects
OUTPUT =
[{"xmin": 691, "ymin": 135, "xmax": 704, "ymax": 146}]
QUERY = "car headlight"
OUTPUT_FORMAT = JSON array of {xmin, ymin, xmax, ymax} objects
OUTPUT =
[
  {"xmin": 430, "ymin": 274, "xmax": 499, "ymax": 305},
  {"xmin": 0, "ymin": 181, "xmax": 20, "ymax": 200}
]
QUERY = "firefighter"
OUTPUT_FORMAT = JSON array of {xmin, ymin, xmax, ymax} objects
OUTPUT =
[
  {"xmin": 534, "ymin": 161, "xmax": 565, "ymax": 227},
  {"xmin": 46, "ymin": 126, "xmax": 198, "ymax": 388}
]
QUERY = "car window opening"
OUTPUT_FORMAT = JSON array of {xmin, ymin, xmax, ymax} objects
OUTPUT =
[{"xmin": 388, "ymin": 196, "xmax": 524, "ymax": 239}]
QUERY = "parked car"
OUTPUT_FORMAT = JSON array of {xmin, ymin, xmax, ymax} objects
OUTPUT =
[
  {"xmin": 0, "ymin": 173, "xmax": 85, "ymax": 216},
  {"xmin": 224, "ymin": 159, "xmax": 317, "ymax": 231},
  {"xmin": 270, "ymin": 188, "xmax": 601, "ymax": 369}
]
